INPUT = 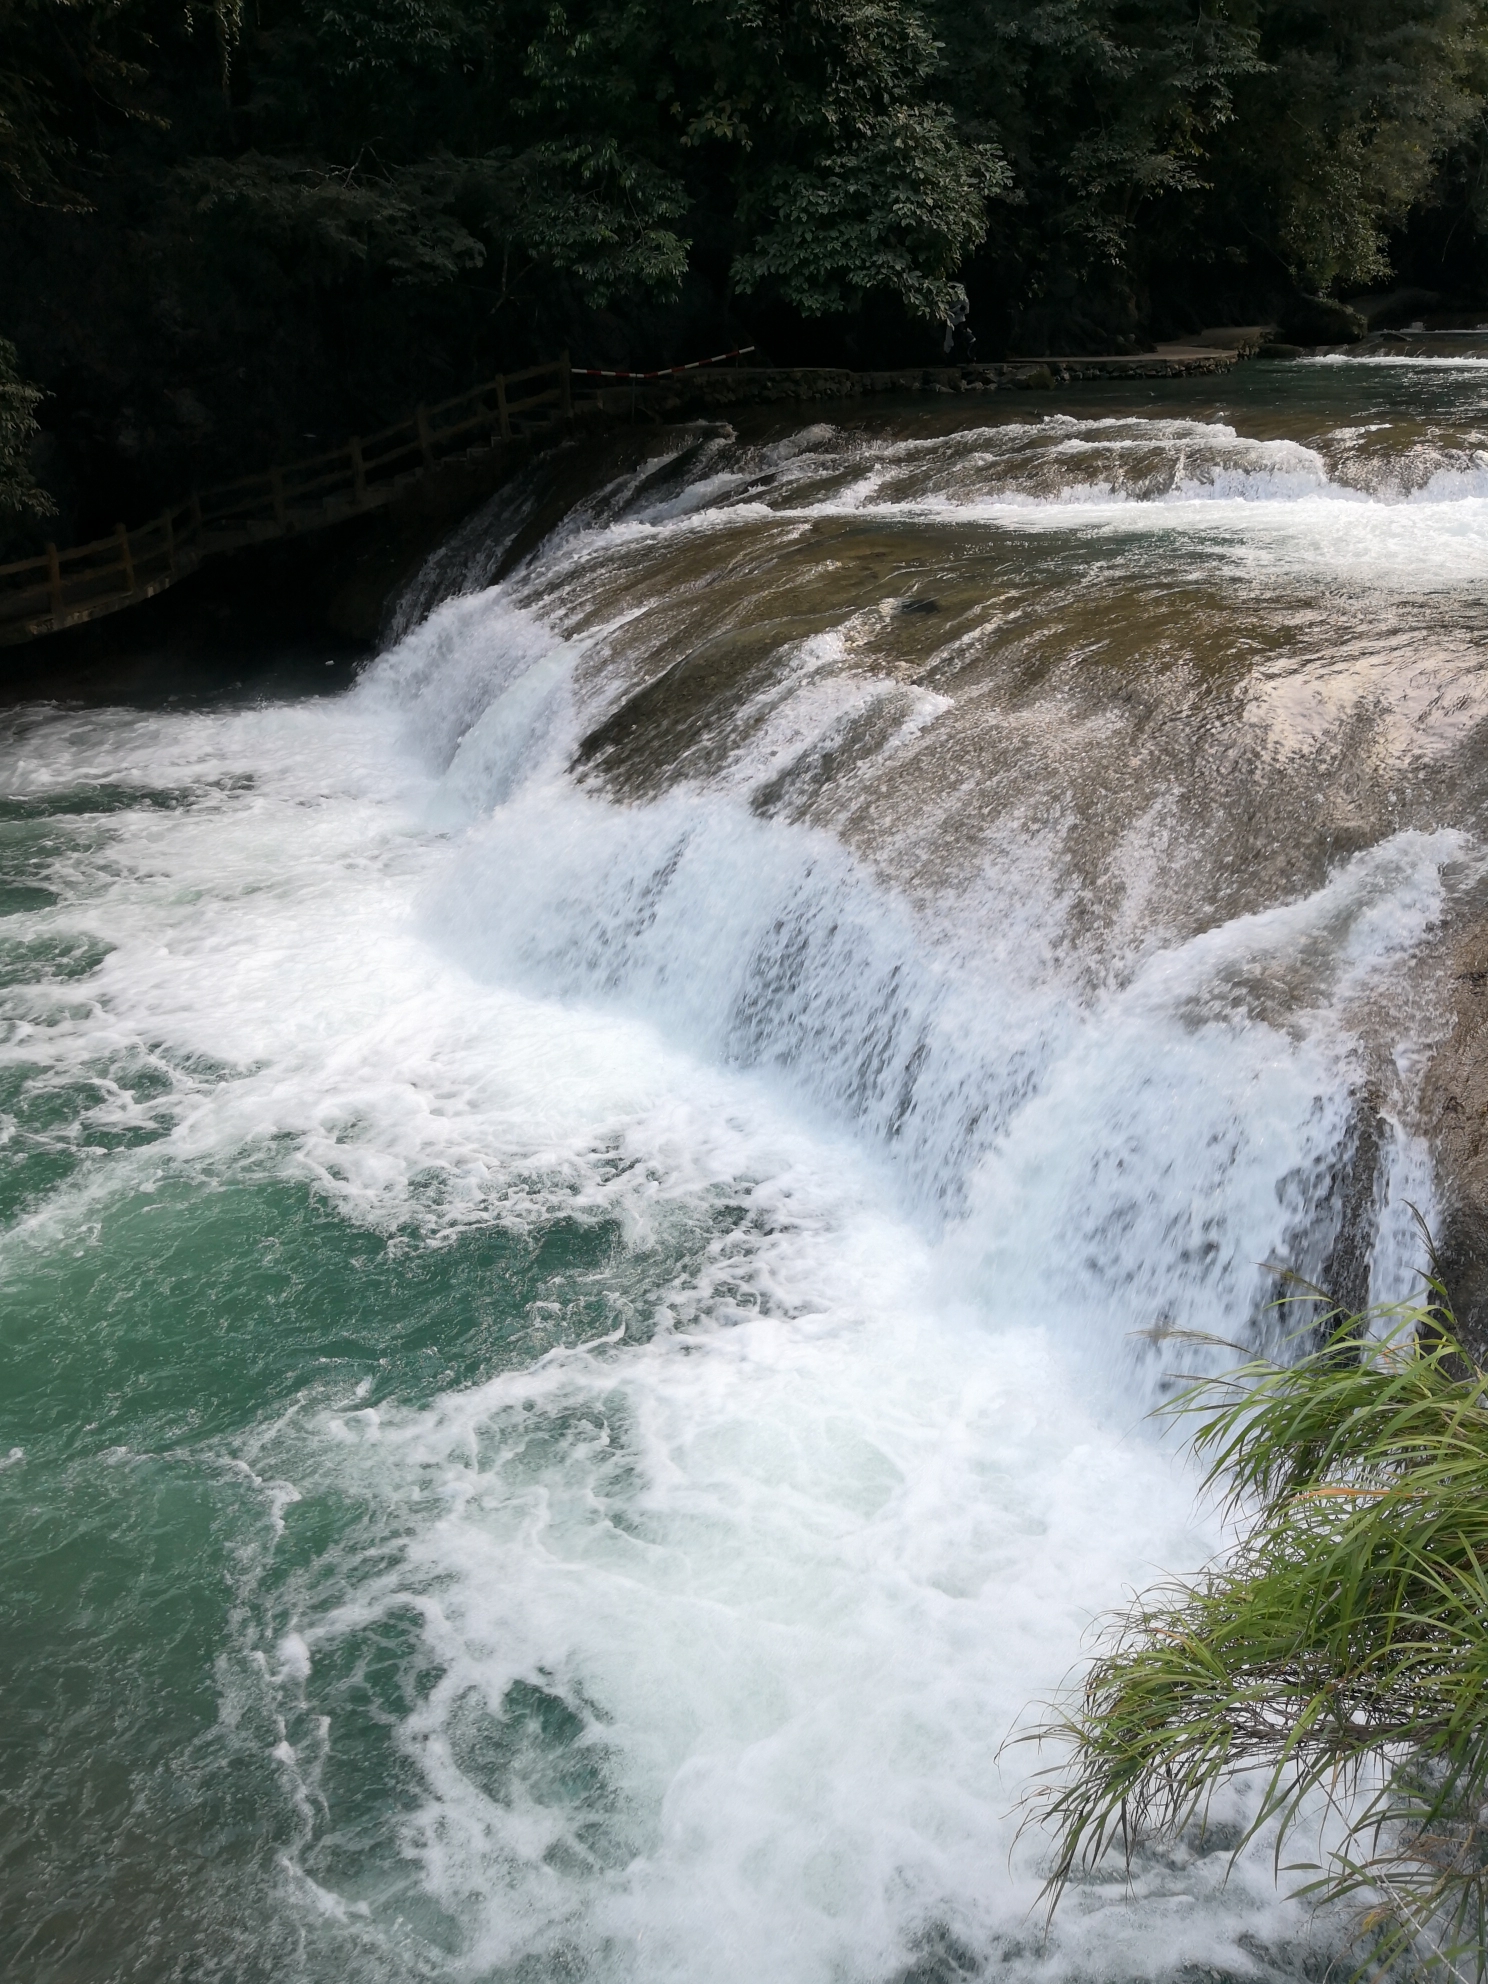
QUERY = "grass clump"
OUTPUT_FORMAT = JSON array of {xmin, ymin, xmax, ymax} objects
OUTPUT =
[{"xmin": 1026, "ymin": 1302, "xmax": 1488, "ymax": 1978}]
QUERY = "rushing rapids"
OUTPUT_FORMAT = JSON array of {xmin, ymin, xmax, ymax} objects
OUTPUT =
[{"xmin": 5, "ymin": 358, "xmax": 1488, "ymax": 1984}]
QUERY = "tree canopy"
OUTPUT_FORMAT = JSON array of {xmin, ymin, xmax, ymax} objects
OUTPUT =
[{"xmin": 6, "ymin": 0, "xmax": 1488, "ymax": 548}]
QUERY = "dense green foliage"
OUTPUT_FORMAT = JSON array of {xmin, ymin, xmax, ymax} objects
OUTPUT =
[
  {"xmin": 1029, "ymin": 1309, "xmax": 1488, "ymax": 1977},
  {"xmin": 949, "ymin": 2, "xmax": 1488, "ymax": 348},
  {"xmin": 0, "ymin": 336, "xmax": 55, "ymax": 530},
  {"xmin": 6, "ymin": 0, "xmax": 1488, "ymax": 548}
]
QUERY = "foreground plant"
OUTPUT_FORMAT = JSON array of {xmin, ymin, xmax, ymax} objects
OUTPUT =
[{"xmin": 1026, "ymin": 1303, "xmax": 1488, "ymax": 1978}]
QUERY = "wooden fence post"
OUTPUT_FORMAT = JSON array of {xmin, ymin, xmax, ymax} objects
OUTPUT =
[
  {"xmin": 46, "ymin": 542, "xmax": 62, "ymax": 622},
  {"xmin": 349, "ymin": 437, "xmax": 366, "ymax": 505},
  {"xmin": 559, "ymin": 350, "xmax": 572, "ymax": 420},
  {"xmin": 495, "ymin": 375, "xmax": 511, "ymax": 443},
  {"xmin": 115, "ymin": 522, "xmax": 136, "ymax": 595},
  {"xmin": 271, "ymin": 468, "xmax": 287, "ymax": 531},
  {"xmin": 163, "ymin": 508, "xmax": 176, "ymax": 574},
  {"xmin": 416, "ymin": 404, "xmax": 434, "ymax": 469}
]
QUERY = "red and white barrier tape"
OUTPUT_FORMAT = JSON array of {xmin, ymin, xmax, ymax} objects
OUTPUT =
[{"xmin": 572, "ymin": 346, "xmax": 756, "ymax": 381}]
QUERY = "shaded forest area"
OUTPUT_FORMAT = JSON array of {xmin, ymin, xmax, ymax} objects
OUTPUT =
[{"xmin": 5, "ymin": 0, "xmax": 1488, "ymax": 556}]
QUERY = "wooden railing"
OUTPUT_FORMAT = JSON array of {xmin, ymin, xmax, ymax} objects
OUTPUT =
[{"xmin": 0, "ymin": 355, "xmax": 573, "ymax": 647}]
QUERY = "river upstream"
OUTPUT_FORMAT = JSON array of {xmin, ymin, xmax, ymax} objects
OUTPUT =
[{"xmin": 5, "ymin": 358, "xmax": 1488, "ymax": 1983}]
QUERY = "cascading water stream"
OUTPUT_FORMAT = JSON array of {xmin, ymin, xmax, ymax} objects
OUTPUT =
[{"xmin": 4, "ymin": 357, "xmax": 1488, "ymax": 1984}]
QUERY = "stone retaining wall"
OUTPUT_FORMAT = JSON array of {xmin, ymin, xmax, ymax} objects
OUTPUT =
[
  {"xmin": 587, "ymin": 353, "xmax": 1238, "ymax": 418},
  {"xmin": 584, "ymin": 351, "xmax": 1239, "ymax": 420}
]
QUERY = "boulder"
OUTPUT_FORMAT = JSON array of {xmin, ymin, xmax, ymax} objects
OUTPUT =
[{"xmin": 1281, "ymin": 295, "xmax": 1366, "ymax": 345}]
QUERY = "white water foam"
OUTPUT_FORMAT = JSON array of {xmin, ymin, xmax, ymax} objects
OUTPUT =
[
  {"xmin": 256, "ymin": 1207, "xmax": 1286, "ymax": 1984},
  {"xmin": 1304, "ymin": 352, "xmax": 1488, "ymax": 367}
]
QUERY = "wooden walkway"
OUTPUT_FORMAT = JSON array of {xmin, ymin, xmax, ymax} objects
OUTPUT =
[{"xmin": 0, "ymin": 357, "xmax": 574, "ymax": 647}]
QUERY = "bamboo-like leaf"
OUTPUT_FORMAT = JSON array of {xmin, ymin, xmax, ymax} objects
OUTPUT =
[{"xmin": 1017, "ymin": 1303, "xmax": 1488, "ymax": 1979}]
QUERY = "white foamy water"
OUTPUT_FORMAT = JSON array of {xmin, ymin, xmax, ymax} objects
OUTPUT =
[
  {"xmin": 542, "ymin": 411, "xmax": 1488, "ymax": 601},
  {"xmin": 1306, "ymin": 352, "xmax": 1488, "ymax": 367},
  {"xmin": 5, "ymin": 377, "xmax": 1481, "ymax": 1983}
]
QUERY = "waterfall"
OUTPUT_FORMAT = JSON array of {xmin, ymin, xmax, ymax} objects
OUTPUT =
[{"xmin": 3, "ymin": 361, "xmax": 1484, "ymax": 1984}]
